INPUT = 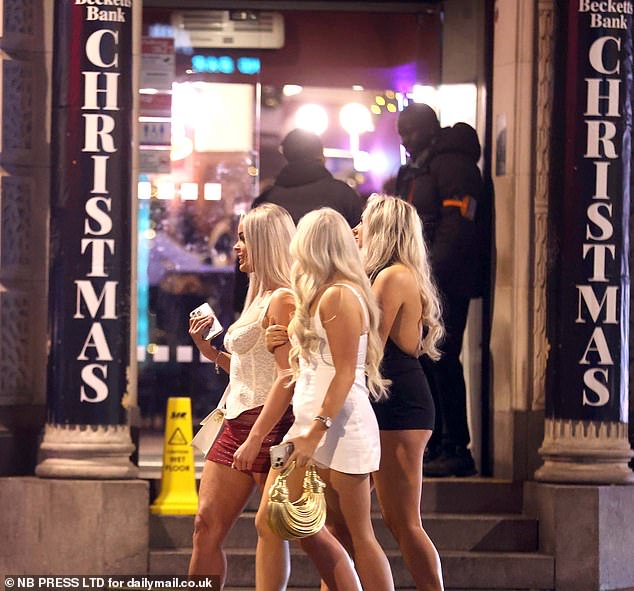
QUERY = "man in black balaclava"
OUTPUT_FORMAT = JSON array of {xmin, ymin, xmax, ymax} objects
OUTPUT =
[{"xmin": 397, "ymin": 103, "xmax": 484, "ymax": 477}]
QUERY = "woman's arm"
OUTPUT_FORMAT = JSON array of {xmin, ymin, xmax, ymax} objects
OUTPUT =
[
  {"xmin": 188, "ymin": 314, "xmax": 231, "ymax": 373},
  {"xmin": 232, "ymin": 290, "xmax": 295, "ymax": 471},
  {"xmin": 288, "ymin": 285, "xmax": 363, "ymax": 467}
]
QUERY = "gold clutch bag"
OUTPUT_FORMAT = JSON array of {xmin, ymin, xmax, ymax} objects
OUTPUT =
[{"xmin": 267, "ymin": 461, "xmax": 327, "ymax": 540}]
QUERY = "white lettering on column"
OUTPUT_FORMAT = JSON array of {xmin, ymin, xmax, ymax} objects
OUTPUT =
[
  {"xmin": 585, "ymin": 120, "xmax": 618, "ymax": 158},
  {"xmin": 85, "ymin": 29, "xmax": 119, "ymax": 68},
  {"xmin": 588, "ymin": 36, "xmax": 621, "ymax": 75},
  {"xmin": 77, "ymin": 22, "xmax": 122, "ymax": 405},
  {"xmin": 80, "ymin": 239, "xmax": 115, "ymax": 277},
  {"xmin": 582, "ymin": 243, "xmax": 616, "ymax": 282},
  {"xmin": 82, "ymin": 72, "xmax": 120, "ymax": 111},
  {"xmin": 582, "ymin": 368, "xmax": 610, "ymax": 406},
  {"xmin": 84, "ymin": 197, "xmax": 113, "ymax": 235},
  {"xmin": 584, "ymin": 78, "xmax": 621, "ymax": 117},
  {"xmin": 80, "ymin": 364, "xmax": 109, "ymax": 403},
  {"xmin": 78, "ymin": 323, "xmax": 113, "ymax": 361},
  {"xmin": 74, "ymin": 280, "xmax": 118, "ymax": 320},
  {"xmin": 579, "ymin": 327, "xmax": 614, "ymax": 365},
  {"xmin": 82, "ymin": 114, "xmax": 117, "ymax": 153}
]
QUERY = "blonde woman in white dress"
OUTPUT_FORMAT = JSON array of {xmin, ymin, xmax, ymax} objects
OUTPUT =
[
  {"xmin": 266, "ymin": 198, "xmax": 445, "ymax": 590},
  {"xmin": 236, "ymin": 208, "xmax": 394, "ymax": 591}
]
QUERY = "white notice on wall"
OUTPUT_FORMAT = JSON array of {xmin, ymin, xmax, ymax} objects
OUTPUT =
[
  {"xmin": 141, "ymin": 38, "xmax": 175, "ymax": 91},
  {"xmin": 140, "ymin": 150, "xmax": 171, "ymax": 174},
  {"xmin": 140, "ymin": 121, "xmax": 172, "ymax": 146}
]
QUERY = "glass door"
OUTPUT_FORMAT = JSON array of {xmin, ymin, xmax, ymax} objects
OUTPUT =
[{"xmin": 137, "ymin": 81, "xmax": 258, "ymax": 430}]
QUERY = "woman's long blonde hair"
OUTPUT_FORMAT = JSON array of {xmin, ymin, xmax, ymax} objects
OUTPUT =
[
  {"xmin": 362, "ymin": 194, "xmax": 444, "ymax": 360},
  {"xmin": 235, "ymin": 203, "xmax": 295, "ymax": 323},
  {"xmin": 287, "ymin": 208, "xmax": 388, "ymax": 401}
]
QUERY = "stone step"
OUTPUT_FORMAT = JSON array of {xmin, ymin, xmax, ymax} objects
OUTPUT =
[
  {"xmin": 147, "ymin": 476, "xmax": 524, "ymax": 515},
  {"xmin": 150, "ymin": 548, "xmax": 554, "ymax": 589},
  {"xmin": 151, "ymin": 512, "xmax": 538, "ymax": 552}
]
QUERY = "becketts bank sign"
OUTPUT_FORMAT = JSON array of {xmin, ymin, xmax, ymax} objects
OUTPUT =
[
  {"xmin": 548, "ymin": 1, "xmax": 632, "ymax": 422},
  {"xmin": 48, "ymin": 0, "xmax": 133, "ymax": 425}
]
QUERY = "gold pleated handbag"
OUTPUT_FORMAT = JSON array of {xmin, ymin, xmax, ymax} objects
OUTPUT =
[{"xmin": 267, "ymin": 461, "xmax": 327, "ymax": 540}]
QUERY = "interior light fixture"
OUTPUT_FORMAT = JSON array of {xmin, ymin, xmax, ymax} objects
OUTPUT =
[
  {"xmin": 180, "ymin": 182, "xmax": 198, "ymax": 200},
  {"xmin": 204, "ymin": 183, "xmax": 222, "ymax": 201},
  {"xmin": 156, "ymin": 182, "xmax": 175, "ymax": 200},
  {"xmin": 339, "ymin": 103, "xmax": 374, "ymax": 135},
  {"xmin": 138, "ymin": 181, "xmax": 152, "ymax": 200},
  {"xmin": 411, "ymin": 84, "xmax": 437, "ymax": 108},
  {"xmin": 283, "ymin": 84, "xmax": 303, "ymax": 97},
  {"xmin": 295, "ymin": 103, "xmax": 329, "ymax": 135}
]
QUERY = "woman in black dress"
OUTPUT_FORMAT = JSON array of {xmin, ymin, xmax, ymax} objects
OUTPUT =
[{"xmin": 357, "ymin": 194, "xmax": 444, "ymax": 591}]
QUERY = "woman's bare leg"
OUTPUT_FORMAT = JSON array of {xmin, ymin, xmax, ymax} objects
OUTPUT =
[
  {"xmin": 188, "ymin": 460, "xmax": 256, "ymax": 586},
  {"xmin": 255, "ymin": 465, "xmax": 360, "ymax": 591},
  {"xmin": 320, "ymin": 468, "xmax": 394, "ymax": 591},
  {"xmin": 374, "ymin": 430, "xmax": 443, "ymax": 591},
  {"xmin": 300, "ymin": 528, "xmax": 361, "ymax": 591},
  {"xmin": 253, "ymin": 469, "xmax": 291, "ymax": 591}
]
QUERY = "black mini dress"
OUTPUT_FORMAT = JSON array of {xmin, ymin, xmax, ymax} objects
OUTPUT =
[{"xmin": 371, "ymin": 337, "xmax": 435, "ymax": 431}]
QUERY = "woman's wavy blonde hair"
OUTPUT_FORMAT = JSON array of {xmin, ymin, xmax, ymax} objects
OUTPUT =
[
  {"xmin": 234, "ymin": 203, "xmax": 295, "ymax": 325},
  {"xmin": 287, "ymin": 208, "xmax": 388, "ymax": 401},
  {"xmin": 362, "ymin": 194, "xmax": 444, "ymax": 360}
]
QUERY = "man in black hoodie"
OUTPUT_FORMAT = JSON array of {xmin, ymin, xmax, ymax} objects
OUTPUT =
[
  {"xmin": 396, "ymin": 103, "xmax": 483, "ymax": 477},
  {"xmin": 252, "ymin": 128, "xmax": 362, "ymax": 226},
  {"xmin": 233, "ymin": 129, "xmax": 362, "ymax": 312}
]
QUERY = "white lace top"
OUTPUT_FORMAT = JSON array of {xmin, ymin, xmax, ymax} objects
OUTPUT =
[{"xmin": 223, "ymin": 289, "xmax": 290, "ymax": 419}]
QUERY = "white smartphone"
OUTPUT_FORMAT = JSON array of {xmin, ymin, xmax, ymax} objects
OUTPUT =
[
  {"xmin": 189, "ymin": 302, "xmax": 223, "ymax": 341},
  {"xmin": 269, "ymin": 442, "xmax": 294, "ymax": 469}
]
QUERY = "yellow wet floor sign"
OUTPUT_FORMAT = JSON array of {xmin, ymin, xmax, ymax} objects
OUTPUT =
[{"xmin": 151, "ymin": 397, "xmax": 199, "ymax": 515}]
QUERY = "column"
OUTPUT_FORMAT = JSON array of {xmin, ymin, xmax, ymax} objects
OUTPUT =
[
  {"xmin": 36, "ymin": 0, "xmax": 137, "ymax": 478},
  {"xmin": 536, "ymin": 0, "xmax": 633, "ymax": 483},
  {"xmin": 0, "ymin": 1, "xmax": 52, "ymax": 474}
]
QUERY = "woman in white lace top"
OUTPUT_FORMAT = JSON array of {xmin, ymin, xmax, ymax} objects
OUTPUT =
[{"xmin": 187, "ymin": 204, "xmax": 296, "ymax": 587}]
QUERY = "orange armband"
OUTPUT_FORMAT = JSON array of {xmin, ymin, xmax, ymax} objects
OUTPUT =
[{"xmin": 442, "ymin": 195, "xmax": 477, "ymax": 221}]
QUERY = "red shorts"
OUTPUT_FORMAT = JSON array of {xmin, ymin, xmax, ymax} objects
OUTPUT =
[{"xmin": 207, "ymin": 406, "xmax": 294, "ymax": 474}]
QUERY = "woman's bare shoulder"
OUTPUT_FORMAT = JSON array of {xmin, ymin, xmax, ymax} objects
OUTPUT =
[
  {"xmin": 374, "ymin": 263, "xmax": 415, "ymax": 290},
  {"xmin": 319, "ymin": 283, "xmax": 362, "ymax": 320}
]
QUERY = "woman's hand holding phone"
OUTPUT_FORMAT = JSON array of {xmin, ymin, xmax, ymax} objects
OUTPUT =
[
  {"xmin": 190, "ymin": 303, "xmax": 223, "ymax": 341},
  {"xmin": 268, "ymin": 441, "xmax": 294, "ymax": 470}
]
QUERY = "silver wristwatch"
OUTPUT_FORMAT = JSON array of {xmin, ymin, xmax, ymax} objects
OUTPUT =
[{"xmin": 313, "ymin": 415, "xmax": 333, "ymax": 429}]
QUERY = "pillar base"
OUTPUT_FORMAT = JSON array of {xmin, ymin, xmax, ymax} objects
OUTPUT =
[
  {"xmin": 535, "ymin": 418, "xmax": 634, "ymax": 484},
  {"xmin": 36, "ymin": 424, "xmax": 138, "ymax": 479},
  {"xmin": 525, "ymin": 481, "xmax": 634, "ymax": 590},
  {"xmin": 0, "ymin": 477, "xmax": 148, "ymax": 574}
]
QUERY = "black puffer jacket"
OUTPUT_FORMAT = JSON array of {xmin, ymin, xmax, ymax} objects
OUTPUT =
[
  {"xmin": 396, "ymin": 123, "xmax": 484, "ymax": 298},
  {"xmin": 252, "ymin": 160, "xmax": 362, "ymax": 227}
]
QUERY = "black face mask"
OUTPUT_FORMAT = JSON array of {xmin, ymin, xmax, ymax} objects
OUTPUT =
[
  {"xmin": 398, "ymin": 108, "xmax": 440, "ymax": 156},
  {"xmin": 400, "ymin": 127, "xmax": 434, "ymax": 158}
]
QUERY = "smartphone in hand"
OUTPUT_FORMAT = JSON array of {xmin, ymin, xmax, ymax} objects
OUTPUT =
[
  {"xmin": 190, "ymin": 302, "xmax": 223, "ymax": 341},
  {"xmin": 269, "ymin": 442, "xmax": 294, "ymax": 469}
]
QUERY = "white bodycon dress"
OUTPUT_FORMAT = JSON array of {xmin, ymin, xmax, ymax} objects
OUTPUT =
[{"xmin": 284, "ymin": 283, "xmax": 381, "ymax": 474}]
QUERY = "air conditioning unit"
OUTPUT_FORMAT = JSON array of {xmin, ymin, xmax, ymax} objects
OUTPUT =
[{"xmin": 171, "ymin": 11, "xmax": 284, "ymax": 50}]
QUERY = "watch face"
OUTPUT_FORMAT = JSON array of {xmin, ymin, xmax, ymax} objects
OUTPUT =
[{"xmin": 315, "ymin": 415, "xmax": 332, "ymax": 429}]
